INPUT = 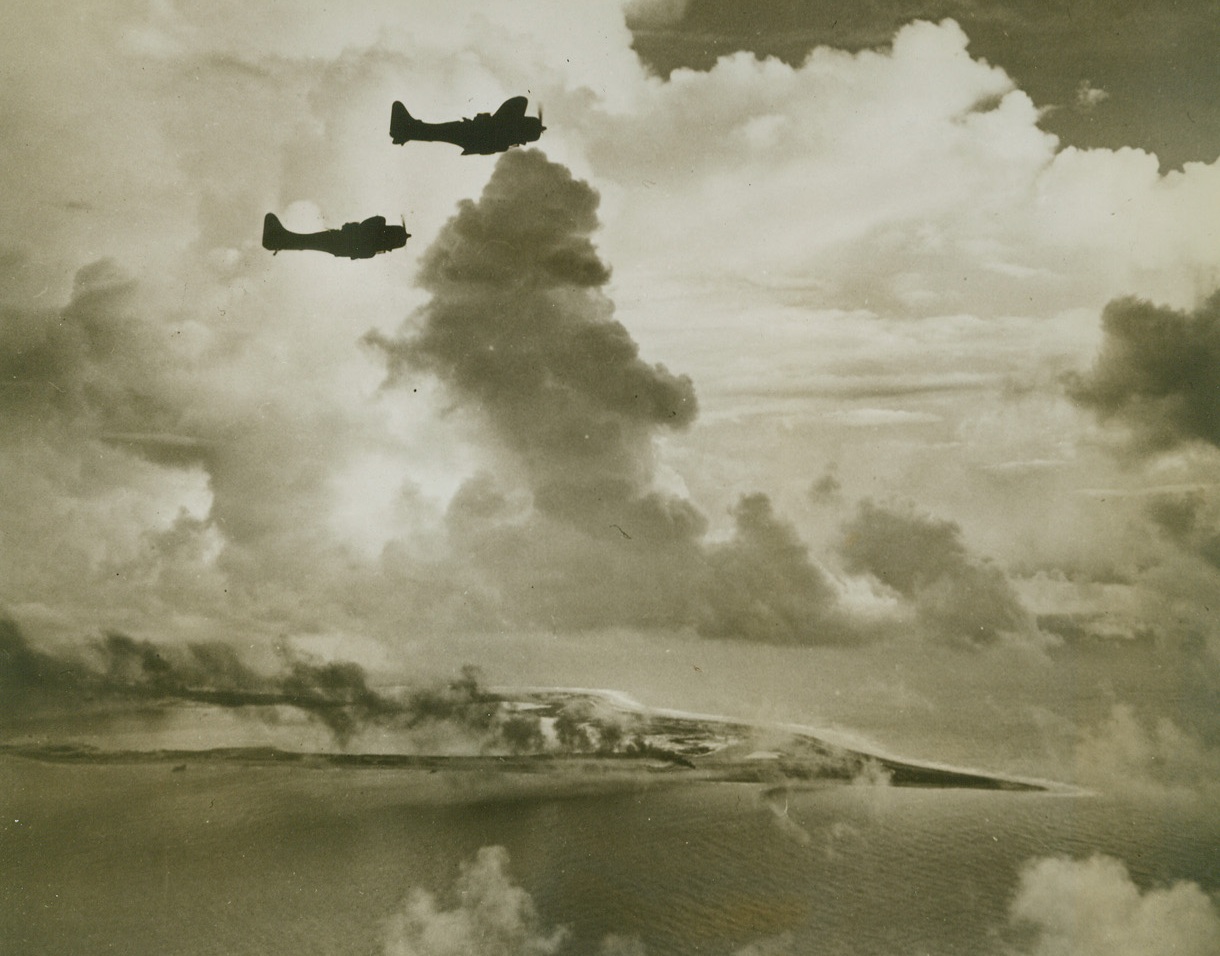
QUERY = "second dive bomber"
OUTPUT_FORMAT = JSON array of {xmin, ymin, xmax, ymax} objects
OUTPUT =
[
  {"xmin": 263, "ymin": 95, "xmax": 543, "ymax": 259},
  {"xmin": 262, "ymin": 213, "xmax": 408, "ymax": 259},
  {"xmin": 390, "ymin": 96, "xmax": 545, "ymax": 155}
]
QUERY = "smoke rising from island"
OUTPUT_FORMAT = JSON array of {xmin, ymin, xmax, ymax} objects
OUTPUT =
[
  {"xmin": 0, "ymin": 617, "xmax": 499, "ymax": 747},
  {"xmin": 369, "ymin": 150, "xmax": 860, "ymax": 645},
  {"xmin": 369, "ymin": 149, "xmax": 699, "ymax": 540}
]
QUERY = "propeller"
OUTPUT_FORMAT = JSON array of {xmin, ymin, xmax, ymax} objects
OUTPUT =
[{"xmin": 538, "ymin": 103, "xmax": 545, "ymax": 130}]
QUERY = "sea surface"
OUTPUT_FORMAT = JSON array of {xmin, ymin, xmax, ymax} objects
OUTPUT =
[{"xmin": 2, "ymin": 756, "xmax": 1216, "ymax": 955}]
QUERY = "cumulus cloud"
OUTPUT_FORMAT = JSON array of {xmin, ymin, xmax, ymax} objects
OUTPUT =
[
  {"xmin": 382, "ymin": 845, "xmax": 799, "ymax": 956},
  {"xmin": 366, "ymin": 150, "xmax": 708, "ymax": 633},
  {"xmin": 384, "ymin": 846, "xmax": 568, "ymax": 956},
  {"xmin": 0, "ymin": 249, "xmax": 382, "ymax": 640},
  {"xmin": 1067, "ymin": 291, "xmax": 1220, "ymax": 454},
  {"xmin": 1008, "ymin": 854, "xmax": 1220, "ymax": 956},
  {"xmin": 592, "ymin": 17, "xmax": 1220, "ymax": 327},
  {"xmin": 839, "ymin": 499, "xmax": 1032, "ymax": 645}
]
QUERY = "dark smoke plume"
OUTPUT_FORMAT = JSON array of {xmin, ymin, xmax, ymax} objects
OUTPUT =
[
  {"xmin": 1067, "ymin": 291, "xmax": 1220, "ymax": 454},
  {"xmin": 366, "ymin": 151, "xmax": 865, "ymax": 645},
  {"xmin": 697, "ymin": 494, "xmax": 847, "ymax": 644},
  {"xmin": 1146, "ymin": 492, "xmax": 1220, "ymax": 571},
  {"xmin": 839, "ymin": 499, "xmax": 1030, "ymax": 646},
  {"xmin": 0, "ymin": 618, "xmax": 499, "ymax": 747},
  {"xmin": 368, "ymin": 149, "xmax": 697, "ymax": 539}
]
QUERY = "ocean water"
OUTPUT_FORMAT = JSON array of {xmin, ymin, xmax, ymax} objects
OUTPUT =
[{"xmin": 2, "ymin": 757, "xmax": 1216, "ymax": 955}]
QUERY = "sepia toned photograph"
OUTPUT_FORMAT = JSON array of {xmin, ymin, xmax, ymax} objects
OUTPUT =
[{"xmin": 2, "ymin": 3, "xmax": 1218, "ymax": 954}]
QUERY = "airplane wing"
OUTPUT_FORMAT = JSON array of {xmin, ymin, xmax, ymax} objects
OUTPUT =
[{"xmin": 493, "ymin": 96, "xmax": 528, "ymax": 120}]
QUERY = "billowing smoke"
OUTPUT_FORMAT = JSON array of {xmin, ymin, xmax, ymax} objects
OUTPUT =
[
  {"xmin": 370, "ymin": 151, "xmax": 854, "ymax": 645},
  {"xmin": 0, "ymin": 618, "xmax": 497, "ymax": 747},
  {"xmin": 0, "ymin": 617, "xmax": 94, "ymax": 706},
  {"xmin": 1007, "ymin": 854, "xmax": 1220, "ymax": 956},
  {"xmin": 697, "ymin": 494, "xmax": 848, "ymax": 644},
  {"xmin": 839, "ymin": 499, "xmax": 1031, "ymax": 646},
  {"xmin": 1067, "ymin": 291, "xmax": 1220, "ymax": 454},
  {"xmin": 369, "ymin": 148, "xmax": 698, "ymax": 540}
]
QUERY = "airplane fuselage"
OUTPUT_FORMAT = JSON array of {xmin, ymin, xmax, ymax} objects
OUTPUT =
[
  {"xmin": 262, "ymin": 213, "xmax": 408, "ymax": 259},
  {"xmin": 390, "ymin": 99, "xmax": 544, "ymax": 155}
]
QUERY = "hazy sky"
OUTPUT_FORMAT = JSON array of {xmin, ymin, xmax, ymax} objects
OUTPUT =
[{"xmin": 1, "ymin": 1, "xmax": 1218, "ymax": 785}]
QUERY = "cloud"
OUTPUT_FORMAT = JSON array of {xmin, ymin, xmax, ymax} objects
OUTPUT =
[
  {"xmin": 0, "ymin": 250, "xmax": 385, "ymax": 638},
  {"xmin": 383, "ymin": 846, "xmax": 569, "ymax": 956},
  {"xmin": 839, "ymin": 499, "xmax": 1032, "ymax": 645},
  {"xmin": 0, "ymin": 260, "xmax": 184, "ymax": 442},
  {"xmin": 1072, "ymin": 703, "xmax": 1220, "ymax": 797},
  {"xmin": 598, "ymin": 936, "xmax": 649, "ymax": 956},
  {"xmin": 1146, "ymin": 491, "xmax": 1220, "ymax": 571},
  {"xmin": 1067, "ymin": 291, "xmax": 1220, "ymax": 454},
  {"xmin": 821, "ymin": 408, "xmax": 942, "ymax": 427},
  {"xmin": 1075, "ymin": 79, "xmax": 1110, "ymax": 110},
  {"xmin": 592, "ymin": 17, "xmax": 1220, "ymax": 326},
  {"xmin": 365, "ymin": 150, "xmax": 708, "ymax": 634},
  {"xmin": 382, "ymin": 845, "xmax": 798, "ymax": 956},
  {"xmin": 731, "ymin": 933, "xmax": 796, "ymax": 956},
  {"xmin": 808, "ymin": 465, "xmax": 842, "ymax": 504},
  {"xmin": 1, "ymin": 3, "xmax": 1217, "ymax": 783},
  {"xmin": 1008, "ymin": 854, "xmax": 1220, "ymax": 956},
  {"xmin": 697, "ymin": 494, "xmax": 849, "ymax": 645}
]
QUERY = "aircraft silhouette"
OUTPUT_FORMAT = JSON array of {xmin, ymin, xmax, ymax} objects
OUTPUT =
[
  {"xmin": 390, "ymin": 96, "xmax": 545, "ymax": 155},
  {"xmin": 262, "ymin": 213, "xmax": 409, "ymax": 259}
]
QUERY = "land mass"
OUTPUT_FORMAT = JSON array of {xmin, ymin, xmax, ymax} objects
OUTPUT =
[{"xmin": 2, "ymin": 687, "xmax": 1046, "ymax": 791}]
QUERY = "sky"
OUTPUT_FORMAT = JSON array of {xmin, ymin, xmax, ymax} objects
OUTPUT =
[{"xmin": 1, "ymin": 0, "xmax": 1219, "ymax": 790}]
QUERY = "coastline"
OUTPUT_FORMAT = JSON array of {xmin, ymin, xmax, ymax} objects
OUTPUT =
[
  {"xmin": 495, "ymin": 686, "xmax": 1061, "ymax": 792},
  {"xmin": 2, "ymin": 684, "xmax": 1055, "ymax": 792}
]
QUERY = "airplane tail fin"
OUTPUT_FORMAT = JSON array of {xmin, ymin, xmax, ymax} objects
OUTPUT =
[
  {"xmin": 262, "ymin": 212, "xmax": 288, "ymax": 251},
  {"xmin": 390, "ymin": 101, "xmax": 415, "ymax": 144}
]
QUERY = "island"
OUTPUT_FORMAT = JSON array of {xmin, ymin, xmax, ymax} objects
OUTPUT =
[{"xmin": 1, "ymin": 686, "xmax": 1045, "ymax": 791}]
